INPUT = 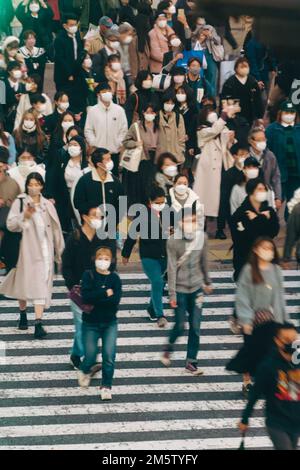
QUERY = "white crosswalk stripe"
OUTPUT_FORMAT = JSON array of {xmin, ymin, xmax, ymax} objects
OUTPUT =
[{"xmin": 0, "ymin": 271, "xmax": 299, "ymax": 450}]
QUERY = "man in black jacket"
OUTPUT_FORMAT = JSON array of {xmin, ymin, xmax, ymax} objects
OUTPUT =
[
  {"xmin": 239, "ymin": 322, "xmax": 300, "ymax": 450},
  {"xmin": 222, "ymin": 57, "xmax": 264, "ymax": 126},
  {"xmin": 73, "ymin": 147, "xmax": 125, "ymax": 225},
  {"xmin": 53, "ymin": 13, "xmax": 83, "ymax": 96},
  {"xmin": 62, "ymin": 205, "xmax": 116, "ymax": 370}
]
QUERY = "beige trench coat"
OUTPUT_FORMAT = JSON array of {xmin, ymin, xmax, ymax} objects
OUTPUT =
[
  {"xmin": 193, "ymin": 119, "xmax": 234, "ymax": 217},
  {"xmin": 0, "ymin": 194, "xmax": 65, "ymax": 308},
  {"xmin": 156, "ymin": 111, "xmax": 186, "ymax": 164}
]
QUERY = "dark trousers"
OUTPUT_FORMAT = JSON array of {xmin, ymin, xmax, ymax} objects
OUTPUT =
[
  {"xmin": 165, "ymin": 290, "xmax": 203, "ymax": 364},
  {"xmin": 111, "ymin": 153, "xmax": 120, "ymax": 178},
  {"xmin": 267, "ymin": 427, "xmax": 299, "ymax": 450}
]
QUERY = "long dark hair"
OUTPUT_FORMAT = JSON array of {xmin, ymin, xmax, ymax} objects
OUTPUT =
[
  {"xmin": 140, "ymin": 103, "xmax": 159, "ymax": 132},
  {"xmin": 0, "ymin": 120, "xmax": 9, "ymax": 147},
  {"xmin": 248, "ymin": 237, "xmax": 280, "ymax": 285},
  {"xmin": 25, "ymin": 171, "xmax": 45, "ymax": 194}
]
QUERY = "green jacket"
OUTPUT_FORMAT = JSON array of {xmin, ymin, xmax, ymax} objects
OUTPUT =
[{"xmin": 73, "ymin": 0, "xmax": 105, "ymax": 31}]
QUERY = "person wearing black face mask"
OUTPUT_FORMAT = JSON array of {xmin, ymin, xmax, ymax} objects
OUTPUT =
[{"xmin": 239, "ymin": 323, "xmax": 300, "ymax": 451}]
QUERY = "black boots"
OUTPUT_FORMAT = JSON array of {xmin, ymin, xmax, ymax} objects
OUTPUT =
[
  {"xmin": 18, "ymin": 311, "xmax": 28, "ymax": 330},
  {"xmin": 34, "ymin": 321, "xmax": 47, "ymax": 339}
]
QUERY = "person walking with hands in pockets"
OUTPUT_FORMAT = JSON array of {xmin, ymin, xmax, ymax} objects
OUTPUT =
[
  {"xmin": 78, "ymin": 247, "xmax": 122, "ymax": 401},
  {"xmin": 161, "ymin": 207, "xmax": 213, "ymax": 375}
]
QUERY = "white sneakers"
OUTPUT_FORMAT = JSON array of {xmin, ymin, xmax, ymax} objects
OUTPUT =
[
  {"xmin": 101, "ymin": 388, "xmax": 112, "ymax": 401},
  {"xmin": 77, "ymin": 371, "xmax": 91, "ymax": 388}
]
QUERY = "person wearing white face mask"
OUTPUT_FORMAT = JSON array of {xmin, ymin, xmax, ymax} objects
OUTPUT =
[
  {"xmin": 92, "ymin": 30, "xmax": 121, "ymax": 83},
  {"xmin": 54, "ymin": 13, "xmax": 83, "ymax": 96},
  {"xmin": 13, "ymin": 111, "xmax": 48, "ymax": 165},
  {"xmin": 78, "ymin": 247, "xmax": 122, "ymax": 401},
  {"xmin": 118, "ymin": 23, "xmax": 141, "ymax": 86},
  {"xmin": 194, "ymin": 103, "xmax": 236, "ymax": 220},
  {"xmin": 73, "ymin": 148, "xmax": 125, "ymax": 227},
  {"xmin": 122, "ymin": 104, "xmax": 159, "ymax": 205},
  {"xmin": 44, "ymin": 92, "xmax": 70, "ymax": 136},
  {"xmin": 149, "ymin": 13, "xmax": 175, "ymax": 74},
  {"xmin": 18, "ymin": 31, "xmax": 47, "ymax": 87},
  {"xmin": 170, "ymin": 174, "xmax": 204, "ymax": 224},
  {"xmin": 45, "ymin": 135, "xmax": 89, "ymax": 233},
  {"xmin": 0, "ymin": 172, "xmax": 64, "ymax": 339},
  {"xmin": 4, "ymin": 62, "xmax": 26, "ymax": 134},
  {"xmin": 227, "ymin": 237, "xmax": 288, "ymax": 399},
  {"xmin": 105, "ymin": 55, "xmax": 127, "ymax": 105},
  {"xmin": 49, "ymin": 111, "xmax": 76, "ymax": 156},
  {"xmin": 230, "ymin": 156, "xmax": 275, "ymax": 216},
  {"xmin": 16, "ymin": 0, "xmax": 54, "ymax": 52},
  {"xmin": 266, "ymin": 101, "xmax": 300, "ymax": 218},
  {"xmin": 122, "ymin": 185, "xmax": 169, "ymax": 328},
  {"xmin": 62, "ymin": 206, "xmax": 116, "ymax": 373},
  {"xmin": 161, "ymin": 208, "xmax": 212, "ymax": 375},
  {"xmin": 84, "ymin": 83, "xmax": 128, "ymax": 176},
  {"xmin": 156, "ymin": 90, "xmax": 186, "ymax": 165},
  {"xmin": 155, "ymin": 152, "xmax": 179, "ymax": 196},
  {"xmin": 9, "ymin": 149, "xmax": 45, "ymax": 193},
  {"xmin": 71, "ymin": 52, "xmax": 99, "ymax": 114},
  {"xmin": 249, "ymin": 127, "xmax": 282, "ymax": 210},
  {"xmin": 231, "ymin": 178, "xmax": 280, "ymax": 282}
]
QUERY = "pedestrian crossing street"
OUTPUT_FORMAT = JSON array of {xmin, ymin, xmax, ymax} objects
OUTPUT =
[{"xmin": 0, "ymin": 270, "xmax": 299, "ymax": 450}]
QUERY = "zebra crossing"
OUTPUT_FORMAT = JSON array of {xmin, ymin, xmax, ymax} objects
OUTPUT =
[{"xmin": 0, "ymin": 270, "xmax": 299, "ymax": 450}]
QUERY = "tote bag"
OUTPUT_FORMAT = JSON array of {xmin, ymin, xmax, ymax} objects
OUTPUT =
[{"xmin": 120, "ymin": 123, "xmax": 143, "ymax": 173}]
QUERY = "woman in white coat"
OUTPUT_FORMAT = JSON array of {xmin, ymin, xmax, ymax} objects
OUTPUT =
[
  {"xmin": 0, "ymin": 172, "xmax": 65, "ymax": 339},
  {"xmin": 170, "ymin": 173, "xmax": 204, "ymax": 225},
  {"xmin": 193, "ymin": 105, "xmax": 235, "ymax": 218}
]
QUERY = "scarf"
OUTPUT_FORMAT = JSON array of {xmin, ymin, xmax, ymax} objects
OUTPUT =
[{"xmin": 105, "ymin": 68, "xmax": 126, "ymax": 105}]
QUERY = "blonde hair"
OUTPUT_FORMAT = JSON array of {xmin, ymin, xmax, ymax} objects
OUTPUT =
[{"xmin": 95, "ymin": 247, "xmax": 112, "ymax": 259}]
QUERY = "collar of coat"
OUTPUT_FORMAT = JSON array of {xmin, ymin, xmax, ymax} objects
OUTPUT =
[
  {"xmin": 91, "ymin": 168, "xmax": 114, "ymax": 183},
  {"xmin": 169, "ymin": 187, "xmax": 199, "ymax": 211}
]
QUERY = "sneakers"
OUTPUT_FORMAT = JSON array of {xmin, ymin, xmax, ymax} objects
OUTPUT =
[
  {"xmin": 34, "ymin": 322, "xmax": 47, "ymax": 339},
  {"xmin": 147, "ymin": 305, "xmax": 157, "ymax": 322},
  {"xmin": 185, "ymin": 363, "xmax": 204, "ymax": 376},
  {"xmin": 161, "ymin": 351, "xmax": 171, "ymax": 367},
  {"xmin": 77, "ymin": 370, "xmax": 91, "ymax": 388},
  {"xmin": 157, "ymin": 316, "xmax": 168, "ymax": 328},
  {"xmin": 100, "ymin": 387, "xmax": 112, "ymax": 401},
  {"xmin": 18, "ymin": 312, "xmax": 28, "ymax": 331},
  {"xmin": 70, "ymin": 355, "xmax": 81, "ymax": 370},
  {"xmin": 215, "ymin": 230, "xmax": 227, "ymax": 240},
  {"xmin": 229, "ymin": 316, "xmax": 242, "ymax": 335},
  {"xmin": 90, "ymin": 362, "xmax": 102, "ymax": 377}
]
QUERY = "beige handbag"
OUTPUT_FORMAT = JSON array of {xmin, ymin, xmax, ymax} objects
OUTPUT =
[{"xmin": 120, "ymin": 123, "xmax": 143, "ymax": 173}]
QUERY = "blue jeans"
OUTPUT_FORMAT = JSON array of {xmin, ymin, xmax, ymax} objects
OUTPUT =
[
  {"xmin": 70, "ymin": 300, "xmax": 84, "ymax": 358},
  {"xmin": 81, "ymin": 320, "xmax": 118, "ymax": 388},
  {"xmin": 166, "ymin": 290, "xmax": 203, "ymax": 364},
  {"xmin": 141, "ymin": 257, "xmax": 167, "ymax": 318}
]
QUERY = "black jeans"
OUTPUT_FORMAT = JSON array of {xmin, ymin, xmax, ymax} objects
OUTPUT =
[{"xmin": 111, "ymin": 153, "xmax": 120, "ymax": 178}]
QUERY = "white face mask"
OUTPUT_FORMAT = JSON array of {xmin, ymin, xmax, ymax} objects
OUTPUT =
[
  {"xmin": 255, "ymin": 191, "xmax": 268, "ymax": 203},
  {"xmin": 95, "ymin": 259, "xmax": 111, "ymax": 271},
  {"xmin": 30, "ymin": 3, "xmax": 40, "ymax": 13},
  {"xmin": 169, "ymin": 5, "xmax": 176, "ymax": 14},
  {"xmin": 28, "ymin": 186, "xmax": 41, "ymax": 197},
  {"xmin": 142, "ymin": 80, "xmax": 153, "ymax": 89},
  {"xmin": 68, "ymin": 25, "xmax": 78, "ymax": 34},
  {"xmin": 19, "ymin": 160, "xmax": 35, "ymax": 168},
  {"xmin": 175, "ymin": 184, "xmax": 188, "ymax": 195},
  {"xmin": 176, "ymin": 93, "xmax": 186, "ymax": 103},
  {"xmin": 255, "ymin": 141, "xmax": 267, "ymax": 152},
  {"xmin": 157, "ymin": 20, "xmax": 167, "ymax": 28},
  {"xmin": 12, "ymin": 70, "xmax": 22, "ymax": 79},
  {"xmin": 207, "ymin": 112, "xmax": 218, "ymax": 124},
  {"xmin": 23, "ymin": 120, "xmax": 36, "ymax": 131},
  {"xmin": 123, "ymin": 36, "xmax": 133, "ymax": 45},
  {"xmin": 257, "ymin": 248, "xmax": 274, "ymax": 262},
  {"xmin": 170, "ymin": 38, "xmax": 181, "ymax": 48},
  {"xmin": 151, "ymin": 203, "xmax": 166, "ymax": 212},
  {"xmin": 89, "ymin": 218, "xmax": 103, "ymax": 230},
  {"xmin": 111, "ymin": 62, "xmax": 121, "ymax": 72},
  {"xmin": 144, "ymin": 113, "xmax": 156, "ymax": 122},
  {"xmin": 238, "ymin": 157, "xmax": 246, "ymax": 168},
  {"xmin": 105, "ymin": 160, "xmax": 114, "ymax": 172},
  {"xmin": 68, "ymin": 145, "xmax": 81, "ymax": 158},
  {"xmin": 164, "ymin": 103, "xmax": 175, "ymax": 113},
  {"xmin": 245, "ymin": 168, "xmax": 259, "ymax": 179},
  {"xmin": 282, "ymin": 113, "xmax": 296, "ymax": 125},
  {"xmin": 109, "ymin": 41, "xmax": 120, "ymax": 49},
  {"xmin": 62, "ymin": 121, "xmax": 74, "ymax": 132},
  {"xmin": 100, "ymin": 92, "xmax": 113, "ymax": 103},
  {"xmin": 58, "ymin": 102, "xmax": 69, "ymax": 111},
  {"xmin": 37, "ymin": 104, "xmax": 46, "ymax": 114},
  {"xmin": 83, "ymin": 58, "xmax": 92, "ymax": 69},
  {"xmin": 173, "ymin": 75, "xmax": 185, "ymax": 85},
  {"xmin": 163, "ymin": 165, "xmax": 178, "ymax": 177}
]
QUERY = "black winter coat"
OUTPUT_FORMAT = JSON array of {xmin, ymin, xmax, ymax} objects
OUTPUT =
[{"xmin": 54, "ymin": 29, "xmax": 83, "ymax": 88}]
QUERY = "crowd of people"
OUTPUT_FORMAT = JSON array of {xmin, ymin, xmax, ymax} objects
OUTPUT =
[{"xmin": 0, "ymin": 0, "xmax": 299, "ymax": 450}]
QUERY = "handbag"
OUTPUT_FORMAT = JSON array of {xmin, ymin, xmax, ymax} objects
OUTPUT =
[
  {"xmin": 69, "ymin": 271, "xmax": 94, "ymax": 314},
  {"xmin": 120, "ymin": 123, "xmax": 143, "ymax": 173},
  {"xmin": 253, "ymin": 309, "xmax": 275, "ymax": 328}
]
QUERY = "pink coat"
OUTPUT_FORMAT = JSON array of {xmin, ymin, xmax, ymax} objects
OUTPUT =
[{"xmin": 149, "ymin": 25, "xmax": 174, "ymax": 74}]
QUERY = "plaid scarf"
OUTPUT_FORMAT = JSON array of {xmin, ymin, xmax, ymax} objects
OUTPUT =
[{"xmin": 105, "ymin": 68, "xmax": 126, "ymax": 105}]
